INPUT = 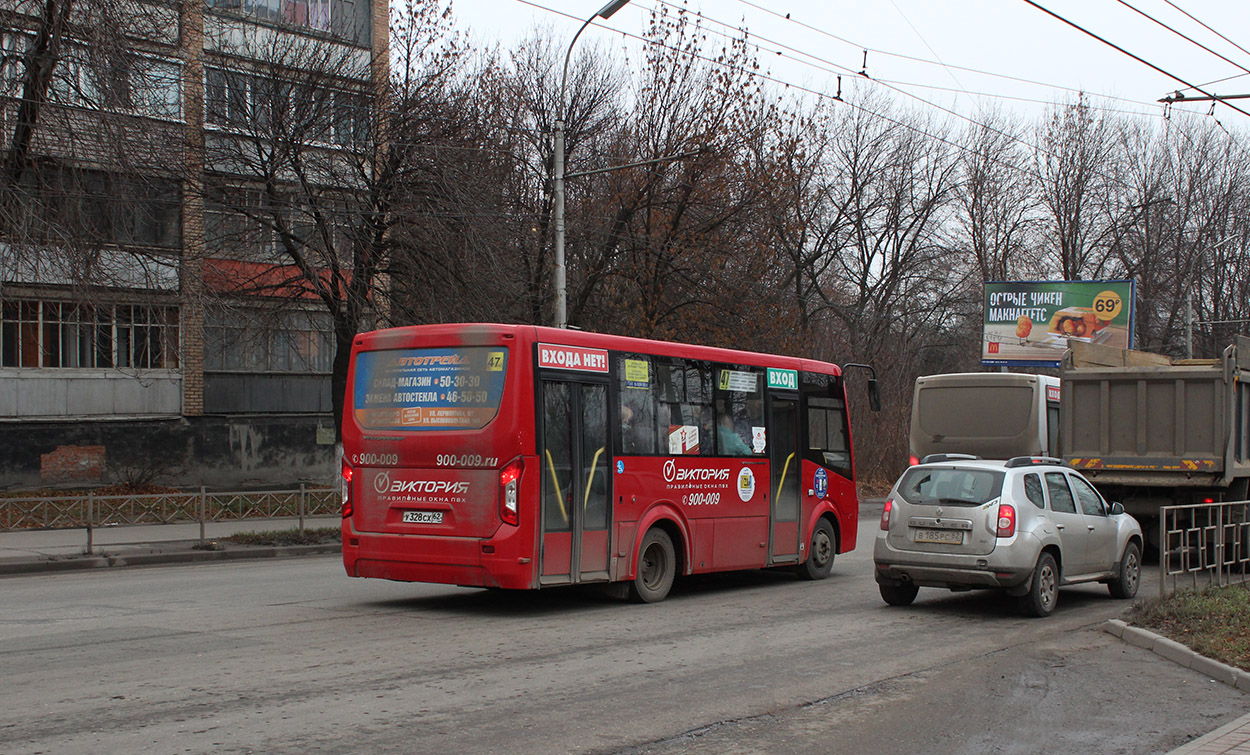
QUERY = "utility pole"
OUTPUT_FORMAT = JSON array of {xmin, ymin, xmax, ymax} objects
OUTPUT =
[{"xmin": 553, "ymin": 0, "xmax": 631, "ymax": 329}]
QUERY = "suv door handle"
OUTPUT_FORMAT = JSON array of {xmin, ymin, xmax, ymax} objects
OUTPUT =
[
  {"xmin": 1087, "ymin": 525, "xmax": 1096, "ymax": 531},
  {"xmin": 1056, "ymin": 524, "xmax": 1065, "ymax": 530}
]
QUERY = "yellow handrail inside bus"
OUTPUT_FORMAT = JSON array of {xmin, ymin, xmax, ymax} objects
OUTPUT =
[
  {"xmin": 545, "ymin": 449, "xmax": 569, "ymax": 525},
  {"xmin": 583, "ymin": 446, "xmax": 606, "ymax": 508},
  {"xmin": 776, "ymin": 452, "xmax": 796, "ymax": 500}
]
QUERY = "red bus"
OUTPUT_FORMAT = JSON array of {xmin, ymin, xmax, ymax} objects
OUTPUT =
[{"xmin": 340, "ymin": 323, "xmax": 876, "ymax": 602}]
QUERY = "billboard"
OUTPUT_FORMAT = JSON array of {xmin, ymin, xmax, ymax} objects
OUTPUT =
[{"xmin": 982, "ymin": 280, "xmax": 1135, "ymax": 367}]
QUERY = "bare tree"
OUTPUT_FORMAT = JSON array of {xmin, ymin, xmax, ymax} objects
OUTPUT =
[
  {"xmin": 199, "ymin": 0, "xmax": 469, "ymax": 437},
  {"xmin": 1033, "ymin": 96, "xmax": 1120, "ymax": 280},
  {"xmin": 952, "ymin": 109, "xmax": 1038, "ymax": 283}
]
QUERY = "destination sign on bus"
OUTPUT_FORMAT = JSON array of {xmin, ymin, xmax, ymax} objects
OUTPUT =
[
  {"xmin": 537, "ymin": 343, "xmax": 609, "ymax": 373},
  {"xmin": 353, "ymin": 347, "xmax": 508, "ymax": 430},
  {"xmin": 767, "ymin": 368, "xmax": 798, "ymax": 391}
]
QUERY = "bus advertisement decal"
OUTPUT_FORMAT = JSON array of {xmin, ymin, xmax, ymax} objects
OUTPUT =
[{"xmin": 353, "ymin": 347, "xmax": 508, "ymax": 430}]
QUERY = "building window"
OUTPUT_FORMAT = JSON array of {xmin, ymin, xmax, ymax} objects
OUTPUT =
[
  {"xmin": 205, "ymin": 66, "xmax": 368, "ymax": 147},
  {"xmin": 0, "ymin": 32, "xmax": 30, "ymax": 99},
  {"xmin": 204, "ymin": 308, "xmax": 333, "ymax": 373},
  {"xmin": 0, "ymin": 300, "xmax": 179, "ymax": 369},
  {"xmin": 206, "ymin": 183, "xmax": 354, "ymax": 261},
  {"xmin": 48, "ymin": 44, "xmax": 182, "ymax": 120},
  {"xmin": 35, "ymin": 167, "xmax": 182, "ymax": 249},
  {"xmin": 207, "ymin": 0, "xmax": 371, "ymax": 47}
]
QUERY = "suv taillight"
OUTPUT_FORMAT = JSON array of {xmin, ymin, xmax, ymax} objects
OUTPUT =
[
  {"xmin": 340, "ymin": 458, "xmax": 353, "ymax": 518},
  {"xmin": 499, "ymin": 458, "xmax": 523, "ymax": 526},
  {"xmin": 880, "ymin": 498, "xmax": 893, "ymax": 531},
  {"xmin": 996, "ymin": 503, "xmax": 1016, "ymax": 538}
]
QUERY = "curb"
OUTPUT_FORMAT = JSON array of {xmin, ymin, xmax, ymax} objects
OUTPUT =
[
  {"xmin": 0, "ymin": 543, "xmax": 341, "ymax": 577},
  {"xmin": 1103, "ymin": 619, "xmax": 1250, "ymax": 693}
]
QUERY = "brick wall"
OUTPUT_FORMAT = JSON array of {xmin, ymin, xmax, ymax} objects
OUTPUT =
[
  {"xmin": 180, "ymin": 0, "xmax": 207, "ymax": 417},
  {"xmin": 39, "ymin": 445, "xmax": 106, "ymax": 484}
]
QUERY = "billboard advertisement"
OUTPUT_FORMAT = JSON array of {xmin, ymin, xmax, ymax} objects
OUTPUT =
[{"xmin": 982, "ymin": 280, "xmax": 1135, "ymax": 367}]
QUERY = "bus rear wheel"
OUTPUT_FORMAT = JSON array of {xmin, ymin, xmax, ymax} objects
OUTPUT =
[
  {"xmin": 797, "ymin": 518, "xmax": 836, "ymax": 580},
  {"xmin": 630, "ymin": 528, "xmax": 676, "ymax": 603}
]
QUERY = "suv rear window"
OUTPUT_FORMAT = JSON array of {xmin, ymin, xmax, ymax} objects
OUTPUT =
[{"xmin": 896, "ymin": 467, "xmax": 1005, "ymax": 506}]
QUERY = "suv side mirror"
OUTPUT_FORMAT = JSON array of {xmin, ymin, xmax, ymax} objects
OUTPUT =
[{"xmin": 1109, "ymin": 502, "xmax": 1125, "ymax": 515}]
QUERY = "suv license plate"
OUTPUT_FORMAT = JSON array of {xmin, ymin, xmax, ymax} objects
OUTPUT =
[
  {"xmin": 402, "ymin": 511, "xmax": 444, "ymax": 524},
  {"xmin": 914, "ymin": 528, "xmax": 963, "ymax": 545}
]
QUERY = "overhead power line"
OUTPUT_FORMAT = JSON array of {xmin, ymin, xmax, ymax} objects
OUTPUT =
[
  {"xmin": 1114, "ymin": 0, "xmax": 1250, "ymax": 76},
  {"xmin": 731, "ymin": 0, "xmax": 1163, "ymax": 112},
  {"xmin": 1164, "ymin": 0, "xmax": 1250, "ymax": 64},
  {"xmin": 1020, "ymin": 0, "xmax": 1250, "ymax": 119}
]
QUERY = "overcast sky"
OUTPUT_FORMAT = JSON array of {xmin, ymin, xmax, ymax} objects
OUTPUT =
[{"xmin": 448, "ymin": 0, "xmax": 1250, "ymax": 125}]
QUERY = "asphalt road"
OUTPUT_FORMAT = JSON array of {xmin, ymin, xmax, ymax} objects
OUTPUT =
[{"xmin": 0, "ymin": 515, "xmax": 1245, "ymax": 755}]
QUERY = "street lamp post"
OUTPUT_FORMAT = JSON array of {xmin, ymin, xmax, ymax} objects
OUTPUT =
[{"xmin": 553, "ymin": 0, "xmax": 631, "ymax": 329}]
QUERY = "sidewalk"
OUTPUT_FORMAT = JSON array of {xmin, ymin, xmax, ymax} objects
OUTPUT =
[
  {"xmin": 0, "ymin": 517, "xmax": 341, "ymax": 576},
  {"xmin": 1103, "ymin": 620, "xmax": 1250, "ymax": 754},
  {"xmin": 1167, "ymin": 711, "xmax": 1250, "ymax": 755}
]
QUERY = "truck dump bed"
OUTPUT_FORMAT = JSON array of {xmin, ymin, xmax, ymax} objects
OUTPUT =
[{"xmin": 1061, "ymin": 338, "xmax": 1250, "ymax": 489}]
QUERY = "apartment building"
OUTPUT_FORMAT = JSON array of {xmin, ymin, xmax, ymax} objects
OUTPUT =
[{"xmin": 0, "ymin": 0, "xmax": 387, "ymax": 488}]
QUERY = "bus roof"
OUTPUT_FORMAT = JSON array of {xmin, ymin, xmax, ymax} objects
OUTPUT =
[{"xmin": 354, "ymin": 323, "xmax": 842, "ymax": 376}]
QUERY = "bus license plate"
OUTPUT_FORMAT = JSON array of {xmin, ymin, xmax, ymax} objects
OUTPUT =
[
  {"xmin": 402, "ymin": 511, "xmax": 444, "ymax": 524},
  {"xmin": 914, "ymin": 528, "xmax": 963, "ymax": 545}
]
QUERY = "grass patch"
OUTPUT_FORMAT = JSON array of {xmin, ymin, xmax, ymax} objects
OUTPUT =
[
  {"xmin": 1128, "ymin": 584, "xmax": 1250, "ymax": 671},
  {"xmin": 223, "ymin": 527, "xmax": 340, "ymax": 547}
]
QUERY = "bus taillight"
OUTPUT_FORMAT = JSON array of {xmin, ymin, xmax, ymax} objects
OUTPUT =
[
  {"xmin": 341, "ymin": 459, "xmax": 354, "ymax": 518},
  {"xmin": 499, "ymin": 458, "xmax": 523, "ymax": 526}
]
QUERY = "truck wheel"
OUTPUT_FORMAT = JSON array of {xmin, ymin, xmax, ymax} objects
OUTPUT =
[
  {"xmin": 797, "ymin": 519, "xmax": 836, "ymax": 580},
  {"xmin": 1021, "ymin": 552, "xmax": 1059, "ymax": 618},
  {"xmin": 1108, "ymin": 542, "xmax": 1141, "ymax": 599},
  {"xmin": 879, "ymin": 582, "xmax": 919, "ymax": 606},
  {"xmin": 630, "ymin": 528, "xmax": 676, "ymax": 603}
]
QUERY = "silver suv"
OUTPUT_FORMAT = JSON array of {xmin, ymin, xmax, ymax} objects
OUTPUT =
[{"xmin": 873, "ymin": 455, "xmax": 1143, "ymax": 617}]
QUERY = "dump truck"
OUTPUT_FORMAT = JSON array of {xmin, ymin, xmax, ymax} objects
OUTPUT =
[{"xmin": 1061, "ymin": 337, "xmax": 1250, "ymax": 541}]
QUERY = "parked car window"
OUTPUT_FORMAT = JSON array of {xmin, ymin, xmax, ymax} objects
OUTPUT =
[
  {"xmin": 1069, "ymin": 475, "xmax": 1106, "ymax": 517},
  {"xmin": 1044, "ymin": 472, "xmax": 1077, "ymax": 513},
  {"xmin": 1022, "ymin": 473, "xmax": 1046, "ymax": 509},
  {"xmin": 895, "ymin": 467, "xmax": 1005, "ymax": 506}
]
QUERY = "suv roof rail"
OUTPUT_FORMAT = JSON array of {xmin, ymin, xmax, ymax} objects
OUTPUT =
[
  {"xmin": 919, "ymin": 453, "xmax": 981, "ymax": 464},
  {"xmin": 1004, "ymin": 456, "xmax": 1064, "ymax": 468}
]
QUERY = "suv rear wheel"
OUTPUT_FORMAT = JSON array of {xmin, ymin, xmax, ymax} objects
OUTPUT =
[{"xmin": 1021, "ymin": 552, "xmax": 1059, "ymax": 618}]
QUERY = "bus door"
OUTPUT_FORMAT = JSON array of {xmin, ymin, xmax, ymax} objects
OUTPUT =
[
  {"xmin": 768, "ymin": 395, "xmax": 801, "ymax": 562},
  {"xmin": 539, "ymin": 379, "xmax": 611, "ymax": 584}
]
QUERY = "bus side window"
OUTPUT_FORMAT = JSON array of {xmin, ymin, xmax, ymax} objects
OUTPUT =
[
  {"xmin": 714, "ymin": 368, "xmax": 763, "ymax": 455},
  {"xmin": 656, "ymin": 360, "xmax": 713, "ymax": 455},
  {"xmin": 1046, "ymin": 402, "xmax": 1060, "ymax": 458},
  {"xmin": 617, "ymin": 354, "xmax": 656, "ymax": 455},
  {"xmin": 807, "ymin": 396, "xmax": 851, "ymax": 479}
]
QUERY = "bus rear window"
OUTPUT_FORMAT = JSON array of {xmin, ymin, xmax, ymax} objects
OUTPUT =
[
  {"xmin": 917, "ymin": 386, "xmax": 1033, "ymax": 437},
  {"xmin": 352, "ymin": 346, "xmax": 508, "ymax": 431}
]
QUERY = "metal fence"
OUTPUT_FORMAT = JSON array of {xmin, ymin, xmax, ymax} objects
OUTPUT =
[
  {"xmin": 0, "ymin": 486, "xmax": 339, "ymax": 549},
  {"xmin": 1159, "ymin": 500, "xmax": 1250, "ymax": 597}
]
